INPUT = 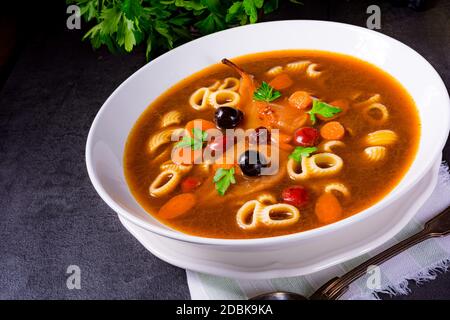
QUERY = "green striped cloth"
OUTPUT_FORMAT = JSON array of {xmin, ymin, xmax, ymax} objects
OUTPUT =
[{"xmin": 187, "ymin": 163, "xmax": 450, "ymax": 300}]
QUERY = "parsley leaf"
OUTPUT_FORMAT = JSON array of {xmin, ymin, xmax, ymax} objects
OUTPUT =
[
  {"xmin": 175, "ymin": 128, "xmax": 208, "ymax": 150},
  {"xmin": 213, "ymin": 167, "xmax": 236, "ymax": 196},
  {"xmin": 243, "ymin": 0, "xmax": 264, "ymax": 24},
  {"xmin": 253, "ymin": 82, "xmax": 282, "ymax": 102},
  {"xmin": 74, "ymin": 0, "xmax": 289, "ymax": 61},
  {"xmin": 307, "ymin": 100, "xmax": 342, "ymax": 124},
  {"xmin": 289, "ymin": 146, "xmax": 318, "ymax": 162}
]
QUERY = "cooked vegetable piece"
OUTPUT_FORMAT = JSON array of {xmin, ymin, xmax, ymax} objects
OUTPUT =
[
  {"xmin": 269, "ymin": 73, "xmax": 293, "ymax": 90},
  {"xmin": 288, "ymin": 91, "xmax": 313, "ymax": 109},
  {"xmin": 320, "ymin": 121, "xmax": 345, "ymax": 140},
  {"xmin": 158, "ymin": 193, "xmax": 197, "ymax": 219},
  {"xmin": 222, "ymin": 58, "xmax": 256, "ymax": 104},
  {"xmin": 315, "ymin": 193, "xmax": 342, "ymax": 224},
  {"xmin": 181, "ymin": 177, "xmax": 202, "ymax": 193},
  {"xmin": 222, "ymin": 58, "xmax": 266, "ymax": 129}
]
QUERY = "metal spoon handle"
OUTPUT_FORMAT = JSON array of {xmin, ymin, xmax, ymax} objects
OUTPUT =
[{"xmin": 310, "ymin": 205, "xmax": 450, "ymax": 300}]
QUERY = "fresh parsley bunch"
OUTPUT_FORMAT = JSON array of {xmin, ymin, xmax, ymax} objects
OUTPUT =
[{"xmin": 69, "ymin": 0, "xmax": 285, "ymax": 60}]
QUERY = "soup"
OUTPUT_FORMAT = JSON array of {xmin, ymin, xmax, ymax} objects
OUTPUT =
[{"xmin": 124, "ymin": 50, "xmax": 420, "ymax": 239}]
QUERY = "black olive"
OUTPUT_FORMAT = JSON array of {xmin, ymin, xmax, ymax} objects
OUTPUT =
[
  {"xmin": 249, "ymin": 126, "xmax": 271, "ymax": 145},
  {"xmin": 238, "ymin": 150, "xmax": 268, "ymax": 177},
  {"xmin": 214, "ymin": 106, "xmax": 244, "ymax": 129}
]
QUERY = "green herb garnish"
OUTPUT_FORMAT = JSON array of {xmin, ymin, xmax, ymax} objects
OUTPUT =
[
  {"xmin": 253, "ymin": 82, "xmax": 282, "ymax": 102},
  {"xmin": 289, "ymin": 146, "xmax": 318, "ymax": 162},
  {"xmin": 175, "ymin": 128, "xmax": 208, "ymax": 150},
  {"xmin": 213, "ymin": 167, "xmax": 236, "ymax": 196},
  {"xmin": 71, "ymin": 0, "xmax": 301, "ymax": 61},
  {"xmin": 307, "ymin": 100, "xmax": 342, "ymax": 124}
]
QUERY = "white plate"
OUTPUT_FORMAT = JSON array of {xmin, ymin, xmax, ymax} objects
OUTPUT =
[{"xmin": 86, "ymin": 20, "xmax": 450, "ymax": 276}]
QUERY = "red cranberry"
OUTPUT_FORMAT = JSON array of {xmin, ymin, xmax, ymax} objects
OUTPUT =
[
  {"xmin": 281, "ymin": 186, "xmax": 309, "ymax": 207},
  {"xmin": 293, "ymin": 127, "xmax": 320, "ymax": 146}
]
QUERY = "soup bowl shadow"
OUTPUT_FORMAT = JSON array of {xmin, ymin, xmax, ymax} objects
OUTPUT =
[{"xmin": 86, "ymin": 20, "xmax": 450, "ymax": 278}]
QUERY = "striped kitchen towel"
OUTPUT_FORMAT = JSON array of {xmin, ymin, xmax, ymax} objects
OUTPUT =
[{"xmin": 187, "ymin": 162, "xmax": 450, "ymax": 300}]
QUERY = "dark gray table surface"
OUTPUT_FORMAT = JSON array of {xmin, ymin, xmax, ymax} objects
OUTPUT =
[{"xmin": 0, "ymin": 0, "xmax": 449, "ymax": 299}]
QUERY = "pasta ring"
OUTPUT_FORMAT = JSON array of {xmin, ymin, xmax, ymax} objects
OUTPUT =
[
  {"xmin": 266, "ymin": 66, "xmax": 284, "ymax": 77},
  {"xmin": 306, "ymin": 153, "xmax": 344, "ymax": 177},
  {"xmin": 287, "ymin": 157, "xmax": 310, "ymax": 180},
  {"xmin": 365, "ymin": 130, "xmax": 398, "ymax": 146},
  {"xmin": 363, "ymin": 103, "xmax": 389, "ymax": 125},
  {"xmin": 148, "ymin": 128, "xmax": 181, "ymax": 154},
  {"xmin": 288, "ymin": 153, "xmax": 344, "ymax": 181},
  {"xmin": 160, "ymin": 160, "xmax": 193, "ymax": 174},
  {"xmin": 285, "ymin": 60, "xmax": 311, "ymax": 73},
  {"xmin": 149, "ymin": 169, "xmax": 181, "ymax": 197},
  {"xmin": 256, "ymin": 193, "xmax": 277, "ymax": 205},
  {"xmin": 318, "ymin": 140, "xmax": 346, "ymax": 153},
  {"xmin": 208, "ymin": 89, "xmax": 240, "ymax": 108},
  {"xmin": 218, "ymin": 77, "xmax": 240, "ymax": 91},
  {"xmin": 259, "ymin": 203, "xmax": 300, "ymax": 227},
  {"xmin": 353, "ymin": 94, "xmax": 381, "ymax": 108},
  {"xmin": 189, "ymin": 87, "xmax": 212, "ymax": 110},
  {"xmin": 161, "ymin": 110, "xmax": 183, "ymax": 128},
  {"xmin": 324, "ymin": 182, "xmax": 350, "ymax": 198},
  {"xmin": 208, "ymin": 81, "xmax": 221, "ymax": 91},
  {"xmin": 306, "ymin": 63, "xmax": 322, "ymax": 78},
  {"xmin": 364, "ymin": 146, "xmax": 387, "ymax": 162},
  {"xmin": 236, "ymin": 200, "xmax": 263, "ymax": 230}
]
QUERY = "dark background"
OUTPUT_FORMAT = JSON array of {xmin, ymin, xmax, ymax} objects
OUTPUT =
[{"xmin": 0, "ymin": 0, "xmax": 449, "ymax": 299}]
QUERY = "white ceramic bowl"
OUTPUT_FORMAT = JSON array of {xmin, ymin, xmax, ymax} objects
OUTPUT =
[{"xmin": 86, "ymin": 21, "xmax": 450, "ymax": 277}]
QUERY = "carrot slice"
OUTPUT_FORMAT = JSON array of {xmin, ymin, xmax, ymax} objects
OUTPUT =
[
  {"xmin": 315, "ymin": 193, "xmax": 342, "ymax": 224},
  {"xmin": 158, "ymin": 193, "xmax": 197, "ymax": 219},
  {"xmin": 185, "ymin": 119, "xmax": 216, "ymax": 137},
  {"xmin": 269, "ymin": 73, "xmax": 293, "ymax": 90},
  {"xmin": 320, "ymin": 121, "xmax": 345, "ymax": 140},
  {"xmin": 288, "ymin": 91, "xmax": 312, "ymax": 110}
]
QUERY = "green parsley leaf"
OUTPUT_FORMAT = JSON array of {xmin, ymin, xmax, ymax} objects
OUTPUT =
[
  {"xmin": 75, "ymin": 0, "xmax": 283, "ymax": 61},
  {"xmin": 175, "ymin": 128, "xmax": 208, "ymax": 150},
  {"xmin": 226, "ymin": 2, "xmax": 243, "ymax": 23},
  {"xmin": 121, "ymin": 0, "xmax": 143, "ymax": 20},
  {"xmin": 243, "ymin": 0, "xmax": 264, "ymax": 24},
  {"xmin": 307, "ymin": 100, "xmax": 342, "ymax": 124},
  {"xmin": 289, "ymin": 146, "xmax": 318, "ymax": 163},
  {"xmin": 213, "ymin": 167, "xmax": 236, "ymax": 196},
  {"xmin": 253, "ymin": 82, "xmax": 282, "ymax": 102}
]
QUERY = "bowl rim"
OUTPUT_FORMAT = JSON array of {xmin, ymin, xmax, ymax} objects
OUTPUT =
[{"xmin": 86, "ymin": 20, "xmax": 450, "ymax": 247}]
